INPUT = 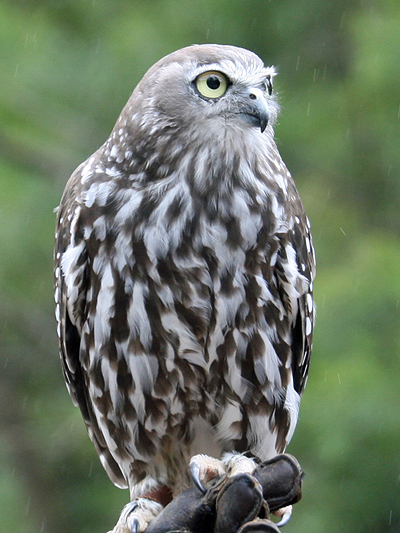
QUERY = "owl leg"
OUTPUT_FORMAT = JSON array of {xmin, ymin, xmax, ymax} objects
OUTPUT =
[
  {"xmin": 222, "ymin": 452, "xmax": 259, "ymax": 476},
  {"xmin": 189, "ymin": 452, "xmax": 258, "ymax": 493},
  {"xmin": 110, "ymin": 490, "xmax": 171, "ymax": 533}
]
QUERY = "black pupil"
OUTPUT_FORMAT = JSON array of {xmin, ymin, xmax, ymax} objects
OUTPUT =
[{"xmin": 207, "ymin": 75, "xmax": 221, "ymax": 90}]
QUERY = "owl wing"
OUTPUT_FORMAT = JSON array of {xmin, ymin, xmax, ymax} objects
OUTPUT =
[
  {"xmin": 258, "ymin": 181, "xmax": 315, "ymax": 453},
  {"xmin": 54, "ymin": 168, "xmax": 128, "ymax": 489},
  {"xmin": 284, "ymin": 217, "xmax": 315, "ymax": 397}
]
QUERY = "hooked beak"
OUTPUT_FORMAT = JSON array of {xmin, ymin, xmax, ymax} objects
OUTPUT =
[{"xmin": 238, "ymin": 87, "xmax": 269, "ymax": 133}]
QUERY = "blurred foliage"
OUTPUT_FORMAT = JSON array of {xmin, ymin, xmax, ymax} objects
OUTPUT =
[{"xmin": 1, "ymin": 0, "xmax": 399, "ymax": 532}]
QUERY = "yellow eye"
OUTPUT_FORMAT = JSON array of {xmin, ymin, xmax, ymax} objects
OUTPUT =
[{"xmin": 195, "ymin": 71, "xmax": 229, "ymax": 99}]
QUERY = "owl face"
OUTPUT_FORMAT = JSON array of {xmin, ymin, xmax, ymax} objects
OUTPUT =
[{"xmin": 130, "ymin": 44, "xmax": 278, "ymax": 137}]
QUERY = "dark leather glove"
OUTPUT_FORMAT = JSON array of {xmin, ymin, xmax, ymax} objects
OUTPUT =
[{"xmin": 145, "ymin": 453, "xmax": 303, "ymax": 533}]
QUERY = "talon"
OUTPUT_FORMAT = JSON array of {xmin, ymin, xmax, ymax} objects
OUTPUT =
[
  {"xmin": 130, "ymin": 517, "xmax": 139, "ymax": 533},
  {"xmin": 237, "ymin": 518, "xmax": 281, "ymax": 533},
  {"xmin": 112, "ymin": 498, "xmax": 163, "ymax": 533},
  {"xmin": 190, "ymin": 461, "xmax": 207, "ymax": 493},
  {"xmin": 189, "ymin": 454, "xmax": 226, "ymax": 493},
  {"xmin": 274, "ymin": 505, "xmax": 292, "ymax": 527}
]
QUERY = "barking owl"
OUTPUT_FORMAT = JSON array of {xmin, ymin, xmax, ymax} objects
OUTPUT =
[{"xmin": 54, "ymin": 44, "xmax": 315, "ymax": 532}]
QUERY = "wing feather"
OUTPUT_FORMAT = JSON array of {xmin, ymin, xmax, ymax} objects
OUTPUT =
[{"xmin": 54, "ymin": 170, "xmax": 128, "ymax": 489}]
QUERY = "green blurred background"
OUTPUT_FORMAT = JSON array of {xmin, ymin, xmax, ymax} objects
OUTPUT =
[{"xmin": 1, "ymin": 1, "xmax": 399, "ymax": 531}]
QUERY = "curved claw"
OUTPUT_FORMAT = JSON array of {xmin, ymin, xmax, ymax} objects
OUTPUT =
[
  {"xmin": 112, "ymin": 499, "xmax": 163, "ymax": 533},
  {"xmin": 274, "ymin": 505, "xmax": 292, "ymax": 527},
  {"xmin": 190, "ymin": 461, "xmax": 207, "ymax": 494},
  {"xmin": 130, "ymin": 517, "xmax": 139, "ymax": 533}
]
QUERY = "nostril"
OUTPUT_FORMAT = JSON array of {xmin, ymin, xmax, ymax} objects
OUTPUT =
[{"xmin": 249, "ymin": 93, "xmax": 257, "ymax": 100}]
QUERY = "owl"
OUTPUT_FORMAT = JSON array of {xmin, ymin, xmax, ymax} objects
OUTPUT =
[{"xmin": 54, "ymin": 44, "xmax": 315, "ymax": 532}]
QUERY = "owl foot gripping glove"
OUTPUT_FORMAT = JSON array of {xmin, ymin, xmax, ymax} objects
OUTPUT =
[
  {"xmin": 145, "ymin": 453, "xmax": 303, "ymax": 533},
  {"xmin": 145, "ymin": 473, "xmax": 263, "ymax": 533}
]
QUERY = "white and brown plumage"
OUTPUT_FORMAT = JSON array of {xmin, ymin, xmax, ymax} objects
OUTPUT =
[{"xmin": 54, "ymin": 44, "xmax": 315, "ymax": 532}]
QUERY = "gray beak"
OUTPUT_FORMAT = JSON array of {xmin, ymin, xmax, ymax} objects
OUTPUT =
[{"xmin": 240, "ymin": 87, "xmax": 270, "ymax": 133}]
